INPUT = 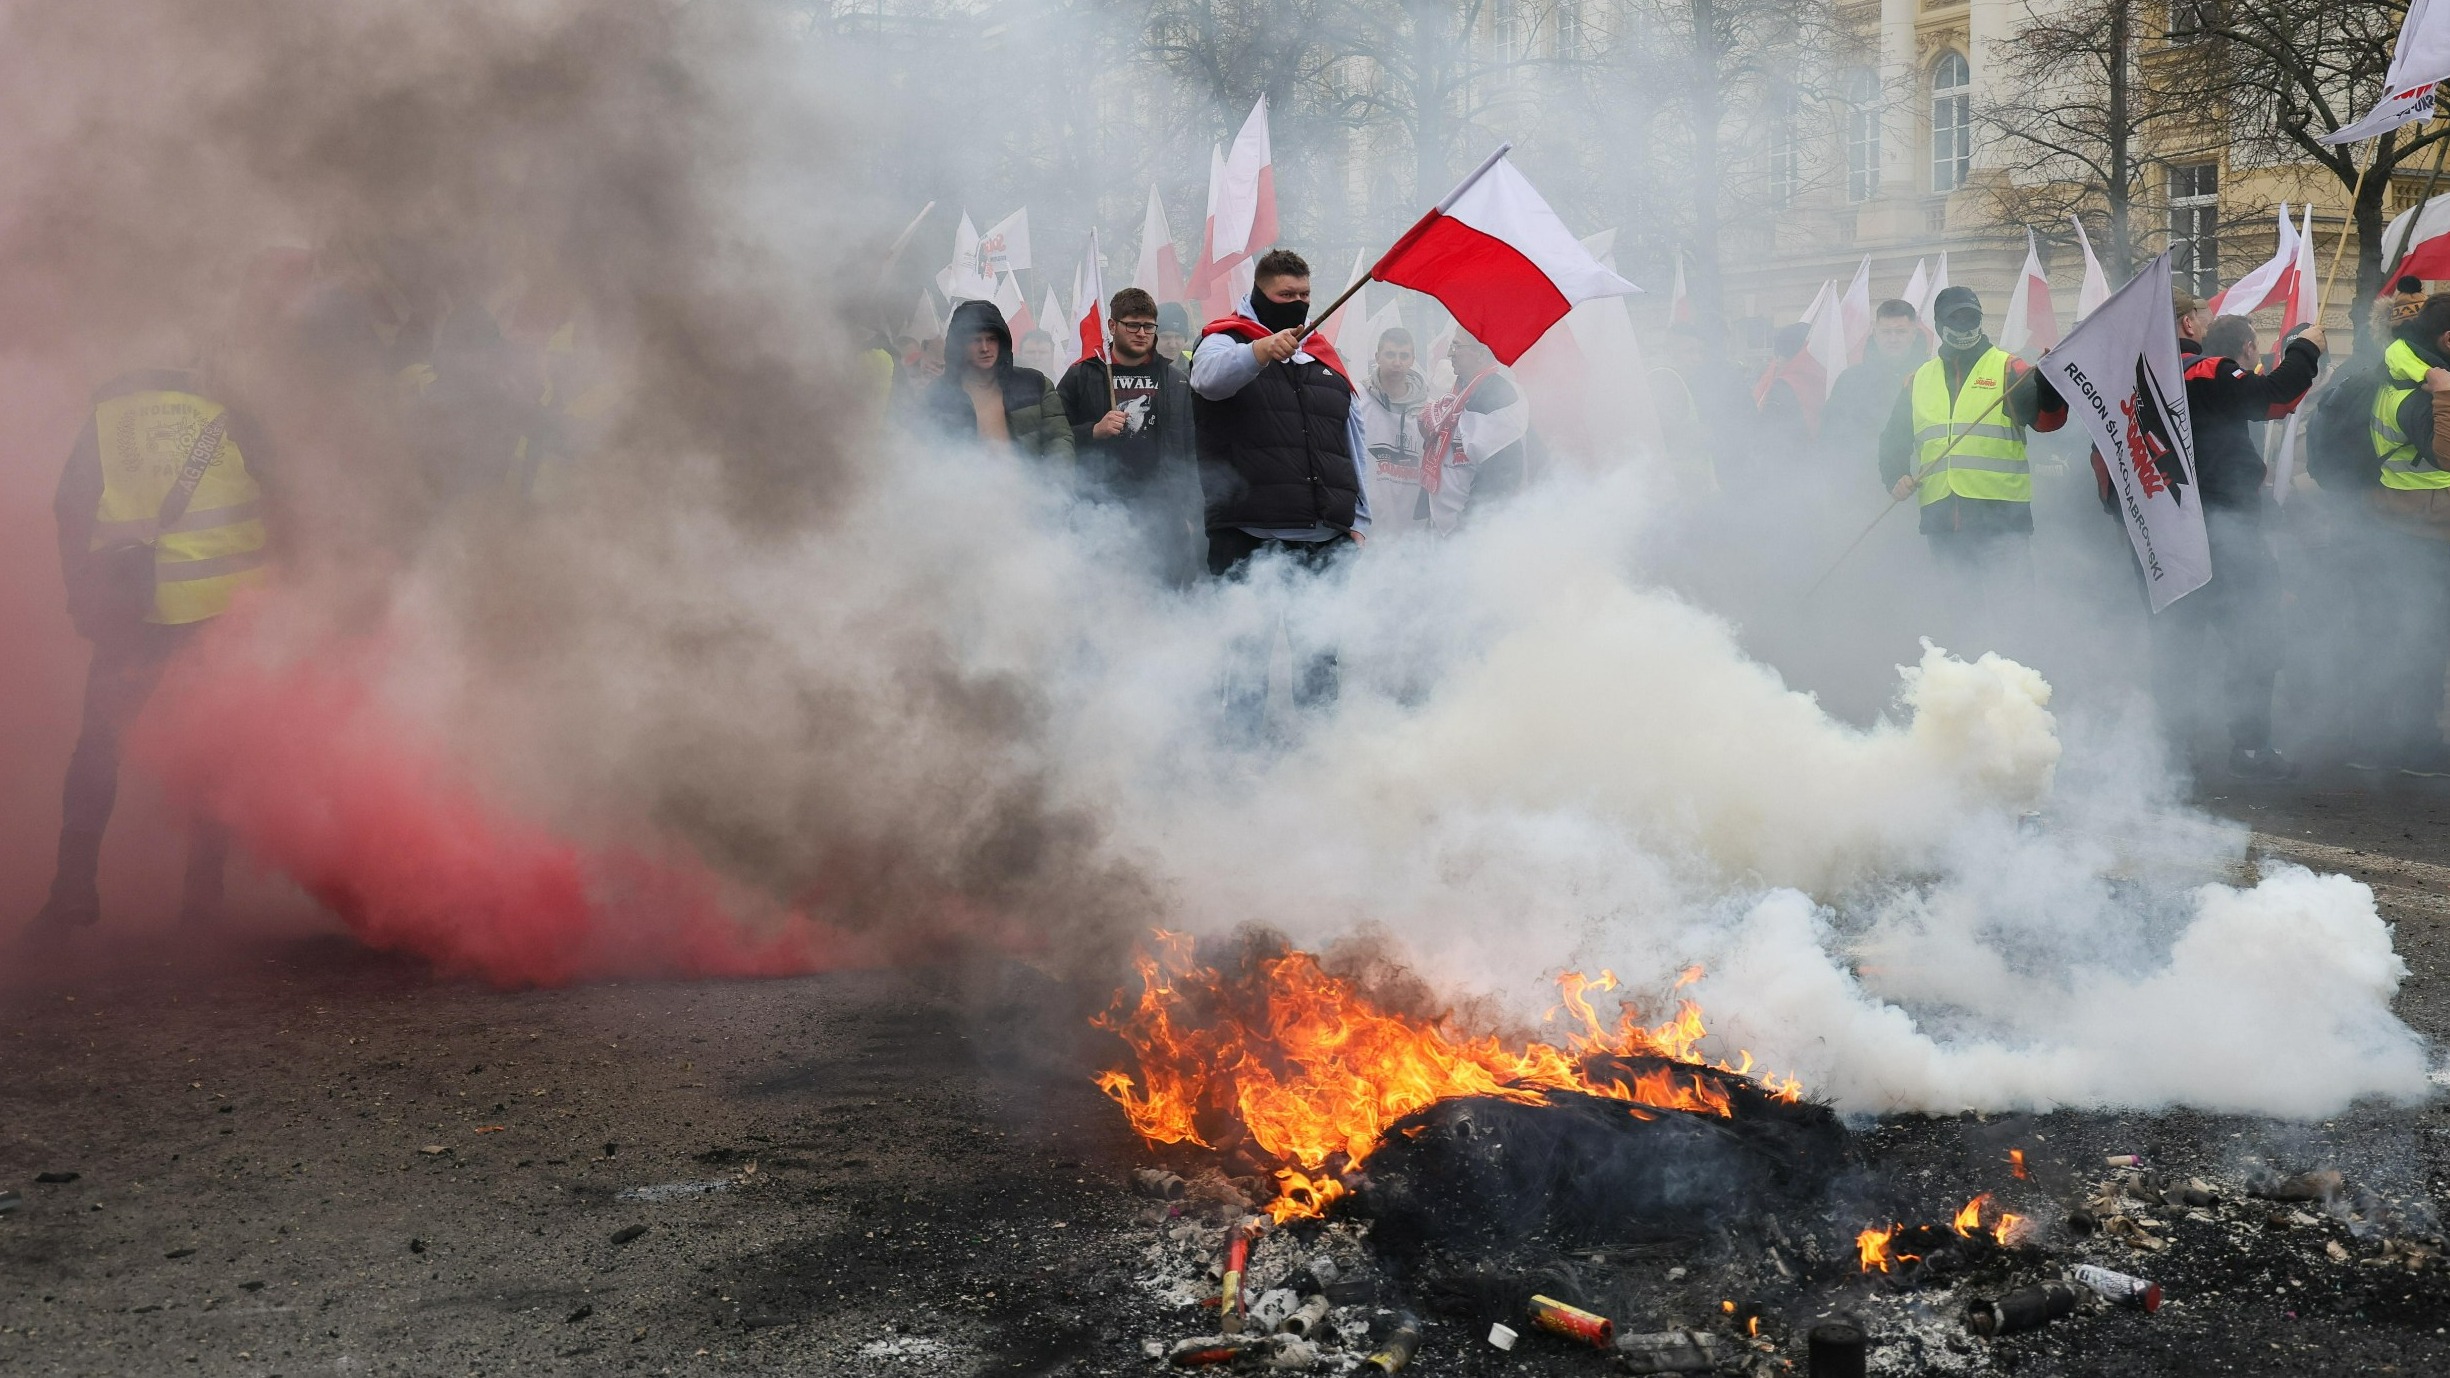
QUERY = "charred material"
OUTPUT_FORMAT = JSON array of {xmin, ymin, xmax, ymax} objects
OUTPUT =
[{"xmin": 1349, "ymin": 1081, "xmax": 1848, "ymax": 1258}]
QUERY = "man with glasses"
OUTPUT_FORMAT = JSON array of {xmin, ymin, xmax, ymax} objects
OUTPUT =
[{"xmin": 1058, "ymin": 285, "xmax": 1199, "ymax": 580}]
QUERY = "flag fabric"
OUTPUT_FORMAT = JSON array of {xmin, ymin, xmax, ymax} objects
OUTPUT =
[
  {"xmin": 2035, "ymin": 250, "xmax": 2210, "ymax": 612},
  {"xmin": 1042, "ymin": 285, "xmax": 1073, "ymax": 363},
  {"xmin": 993, "ymin": 273, "xmax": 1031, "ymax": 340},
  {"xmin": 1073, "ymin": 230, "xmax": 1107, "ymax": 366},
  {"xmin": 2376, "ymin": 193, "xmax": 2450, "ymax": 284},
  {"xmin": 1999, "ymin": 229, "xmax": 2060, "ymax": 357},
  {"xmin": 1803, "ymin": 281, "xmax": 1848, "ymax": 399},
  {"xmin": 1840, "ymin": 255, "xmax": 1873, "ymax": 363},
  {"xmin": 1800, "ymin": 279, "xmax": 1829, "ymax": 324},
  {"xmin": 1189, "ymin": 99, "xmax": 1277, "ymax": 318},
  {"xmin": 2280, "ymin": 203, "xmax": 2319, "ymax": 338},
  {"xmin": 1131, "ymin": 185, "xmax": 1184, "ymax": 304},
  {"xmin": 1668, "ymin": 254, "xmax": 1693, "ymax": 325},
  {"xmin": 1367, "ymin": 146, "xmax": 1639, "ymax": 363},
  {"xmin": 1323, "ymin": 248, "xmax": 1371, "ymax": 356},
  {"xmin": 2207, "ymin": 204, "xmax": 2298, "ymax": 317},
  {"xmin": 1902, "ymin": 259, "xmax": 1933, "ymax": 341},
  {"xmin": 905, "ymin": 287, "xmax": 942, "ymax": 343},
  {"xmin": 945, "ymin": 213, "xmax": 997, "ymax": 303},
  {"xmin": 979, "ymin": 209, "xmax": 1032, "ymax": 276},
  {"xmin": 2072, "ymin": 217, "xmax": 2111, "ymax": 321},
  {"xmin": 1918, "ymin": 253, "xmax": 1953, "ymax": 334},
  {"xmin": 2324, "ymin": 0, "xmax": 2450, "ymax": 143}
]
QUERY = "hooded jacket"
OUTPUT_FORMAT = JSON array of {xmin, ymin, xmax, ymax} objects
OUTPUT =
[{"xmin": 925, "ymin": 300, "xmax": 1074, "ymax": 463}]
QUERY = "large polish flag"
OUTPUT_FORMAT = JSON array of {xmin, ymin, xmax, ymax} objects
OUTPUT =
[
  {"xmin": 2376, "ymin": 192, "xmax": 2450, "ymax": 285},
  {"xmin": 1838, "ymin": 255, "xmax": 1873, "ymax": 363},
  {"xmin": 1188, "ymin": 98, "xmax": 1276, "ymax": 315},
  {"xmin": 2071, "ymin": 216, "xmax": 2111, "ymax": 321},
  {"xmin": 1131, "ymin": 186, "xmax": 1184, "ymax": 304},
  {"xmin": 2207, "ymin": 204, "xmax": 2299, "ymax": 317},
  {"xmin": 1998, "ymin": 229, "xmax": 2059, "ymax": 357},
  {"xmin": 1365, "ymin": 145, "xmax": 1640, "ymax": 364}
]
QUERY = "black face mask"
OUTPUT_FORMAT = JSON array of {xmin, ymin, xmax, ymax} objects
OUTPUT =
[{"xmin": 1250, "ymin": 292, "xmax": 1309, "ymax": 334}]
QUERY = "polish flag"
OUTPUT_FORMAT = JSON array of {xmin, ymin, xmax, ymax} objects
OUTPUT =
[
  {"xmin": 2071, "ymin": 216, "xmax": 2111, "ymax": 321},
  {"xmin": 1839, "ymin": 255, "xmax": 1873, "ymax": 363},
  {"xmin": 1802, "ymin": 281, "xmax": 1847, "ymax": 399},
  {"xmin": 2280, "ymin": 203, "xmax": 2319, "ymax": 338},
  {"xmin": 2376, "ymin": 192, "xmax": 2450, "ymax": 286},
  {"xmin": 1324, "ymin": 249, "xmax": 1371, "ymax": 358},
  {"xmin": 1925, "ymin": 253, "xmax": 1951, "ymax": 331},
  {"xmin": 1364, "ymin": 145, "xmax": 1640, "ymax": 365},
  {"xmin": 1073, "ymin": 230, "xmax": 1108, "ymax": 366},
  {"xmin": 2207, "ymin": 204, "xmax": 2298, "ymax": 317},
  {"xmin": 1189, "ymin": 98, "xmax": 1276, "ymax": 316},
  {"xmin": 1187, "ymin": 145, "xmax": 1225, "ymax": 306},
  {"xmin": 1901, "ymin": 258, "xmax": 1932, "ymax": 339},
  {"xmin": 1042, "ymin": 284, "xmax": 1073, "ymax": 364},
  {"xmin": 993, "ymin": 272, "xmax": 1032, "ymax": 340},
  {"xmin": 1668, "ymin": 254, "xmax": 1692, "ymax": 325},
  {"xmin": 1998, "ymin": 229, "xmax": 2059, "ymax": 357},
  {"xmin": 1131, "ymin": 186, "xmax": 1184, "ymax": 305}
]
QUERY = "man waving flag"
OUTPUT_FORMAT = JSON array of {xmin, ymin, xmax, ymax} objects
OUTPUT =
[
  {"xmin": 2035, "ymin": 250, "xmax": 2210, "ymax": 611},
  {"xmin": 1346, "ymin": 145, "xmax": 1639, "ymax": 364}
]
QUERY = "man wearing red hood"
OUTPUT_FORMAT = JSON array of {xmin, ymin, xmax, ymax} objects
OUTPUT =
[{"xmin": 1189, "ymin": 248, "xmax": 1371, "ymax": 737}]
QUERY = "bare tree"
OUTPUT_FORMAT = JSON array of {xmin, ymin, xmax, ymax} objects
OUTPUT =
[{"xmin": 2171, "ymin": 0, "xmax": 2450, "ymax": 339}]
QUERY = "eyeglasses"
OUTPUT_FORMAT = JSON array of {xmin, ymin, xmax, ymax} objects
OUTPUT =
[{"xmin": 1115, "ymin": 320, "xmax": 1158, "ymax": 332}]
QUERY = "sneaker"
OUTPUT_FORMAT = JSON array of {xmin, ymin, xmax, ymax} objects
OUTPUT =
[
  {"xmin": 2401, "ymin": 744, "xmax": 2450, "ymax": 778},
  {"xmin": 2229, "ymin": 747, "xmax": 2300, "ymax": 782}
]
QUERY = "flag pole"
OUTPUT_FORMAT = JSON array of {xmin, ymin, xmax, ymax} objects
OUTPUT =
[
  {"xmin": 1296, "ymin": 270, "xmax": 1373, "ymax": 344},
  {"xmin": 1298, "ymin": 143, "xmax": 1516, "ymax": 343},
  {"xmin": 1805, "ymin": 386, "xmax": 2019, "ymax": 600}
]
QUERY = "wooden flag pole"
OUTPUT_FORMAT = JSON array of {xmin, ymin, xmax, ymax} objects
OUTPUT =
[
  {"xmin": 1295, "ymin": 271, "xmax": 1373, "ymax": 345},
  {"xmin": 2319, "ymin": 163, "xmax": 2369, "ymax": 312}
]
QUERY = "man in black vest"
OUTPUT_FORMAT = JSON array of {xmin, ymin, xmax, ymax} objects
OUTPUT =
[{"xmin": 1189, "ymin": 248, "xmax": 1371, "ymax": 737}]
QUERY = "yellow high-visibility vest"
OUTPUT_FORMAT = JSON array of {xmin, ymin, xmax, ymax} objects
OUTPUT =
[
  {"xmin": 91, "ymin": 383, "xmax": 267, "ymax": 624},
  {"xmin": 1908, "ymin": 348, "xmax": 2030, "ymax": 506},
  {"xmin": 2374, "ymin": 337, "xmax": 2450, "ymax": 491}
]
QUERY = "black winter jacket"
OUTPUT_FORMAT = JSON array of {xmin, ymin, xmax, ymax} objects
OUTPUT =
[
  {"xmin": 1055, "ymin": 353, "xmax": 1195, "ymax": 495},
  {"xmin": 2182, "ymin": 336, "xmax": 2321, "ymax": 514},
  {"xmin": 1190, "ymin": 327, "xmax": 1359, "ymax": 533}
]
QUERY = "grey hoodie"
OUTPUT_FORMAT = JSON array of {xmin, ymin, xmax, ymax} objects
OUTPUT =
[{"xmin": 1358, "ymin": 367, "xmax": 1429, "ymax": 472}]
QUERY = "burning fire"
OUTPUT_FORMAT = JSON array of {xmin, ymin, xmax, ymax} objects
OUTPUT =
[
  {"xmin": 1857, "ymin": 1194, "xmax": 2031, "ymax": 1271},
  {"xmin": 2010, "ymin": 1147, "xmax": 2027, "ymax": 1179},
  {"xmin": 1093, "ymin": 931, "xmax": 1801, "ymax": 1221}
]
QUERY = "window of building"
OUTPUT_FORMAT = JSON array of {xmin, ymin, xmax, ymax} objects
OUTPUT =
[
  {"xmin": 1846, "ymin": 68, "xmax": 1881, "ymax": 202},
  {"xmin": 2168, "ymin": 0, "xmax": 2220, "ymax": 42},
  {"xmin": 1557, "ymin": 0, "xmax": 1585, "ymax": 59},
  {"xmin": 1931, "ymin": 52, "xmax": 1971, "ymax": 193},
  {"xmin": 2169, "ymin": 161, "xmax": 2219, "ymax": 297},
  {"xmin": 1493, "ymin": 0, "xmax": 1521, "ymax": 62},
  {"xmin": 1768, "ymin": 88, "xmax": 1801, "ymax": 207}
]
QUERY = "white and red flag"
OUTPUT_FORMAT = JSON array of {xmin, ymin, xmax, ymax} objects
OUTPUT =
[
  {"xmin": 2036, "ymin": 249, "xmax": 2210, "ymax": 612},
  {"xmin": 2207, "ymin": 204, "xmax": 2299, "ymax": 317},
  {"xmin": 1364, "ymin": 145, "xmax": 1640, "ymax": 364},
  {"xmin": 1188, "ymin": 98, "xmax": 1277, "ymax": 318},
  {"xmin": 2071, "ymin": 216, "xmax": 2112, "ymax": 321},
  {"xmin": 1901, "ymin": 259, "xmax": 1933, "ymax": 341},
  {"xmin": 2269, "ymin": 204, "xmax": 2322, "ymax": 503},
  {"xmin": 1917, "ymin": 253, "xmax": 1953, "ymax": 335},
  {"xmin": 1072, "ymin": 230, "xmax": 1108, "ymax": 365},
  {"xmin": 945, "ymin": 212, "xmax": 997, "ymax": 304},
  {"xmin": 2325, "ymin": 0, "xmax": 2450, "ymax": 143},
  {"xmin": 1999, "ymin": 229, "xmax": 2060, "ymax": 357},
  {"xmin": 993, "ymin": 273, "xmax": 1032, "ymax": 340},
  {"xmin": 2279, "ymin": 203, "xmax": 2319, "ymax": 337},
  {"xmin": 1668, "ymin": 254, "xmax": 1693, "ymax": 325},
  {"xmin": 1131, "ymin": 186, "xmax": 1184, "ymax": 304},
  {"xmin": 2376, "ymin": 192, "xmax": 2450, "ymax": 284},
  {"xmin": 1839, "ymin": 255, "xmax": 1873, "ymax": 363},
  {"xmin": 1041, "ymin": 284, "xmax": 1073, "ymax": 363}
]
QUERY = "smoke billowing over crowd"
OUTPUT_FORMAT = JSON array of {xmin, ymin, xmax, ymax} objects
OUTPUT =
[{"xmin": 0, "ymin": 0, "xmax": 2430, "ymax": 1125}]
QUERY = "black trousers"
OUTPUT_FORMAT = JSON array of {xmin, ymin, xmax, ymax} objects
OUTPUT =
[
  {"xmin": 2151, "ymin": 508, "xmax": 2284, "ymax": 752},
  {"xmin": 47, "ymin": 621, "xmax": 227, "ymax": 913},
  {"xmin": 1206, "ymin": 529, "xmax": 1351, "ymax": 743}
]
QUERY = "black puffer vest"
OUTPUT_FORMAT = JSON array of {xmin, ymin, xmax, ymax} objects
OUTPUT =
[{"xmin": 1193, "ymin": 332, "xmax": 1358, "ymax": 532}]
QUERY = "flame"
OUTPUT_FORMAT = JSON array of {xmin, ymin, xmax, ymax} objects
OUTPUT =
[
  {"xmin": 1093, "ymin": 932, "xmax": 1802, "ymax": 1219},
  {"xmin": 1857, "ymin": 1224, "xmax": 1900, "ymax": 1272},
  {"xmin": 1747, "ymin": 1317, "xmax": 1761, "ymax": 1338},
  {"xmin": 1953, "ymin": 1193, "xmax": 1991, "ymax": 1237},
  {"xmin": 1993, "ymin": 1211, "xmax": 2031, "ymax": 1246},
  {"xmin": 2009, "ymin": 1148, "xmax": 2027, "ymax": 1179}
]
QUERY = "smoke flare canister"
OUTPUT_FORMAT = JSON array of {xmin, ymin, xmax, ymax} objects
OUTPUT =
[
  {"xmin": 1613, "ymin": 1330, "xmax": 1724, "ymax": 1374},
  {"xmin": 1526, "ymin": 1293, "xmax": 1615, "ymax": 1348},
  {"xmin": 2068, "ymin": 1264, "xmax": 2163, "ymax": 1312},
  {"xmin": 2105, "ymin": 1154, "xmax": 2147, "ymax": 1168},
  {"xmin": 1279, "ymin": 1294, "xmax": 1330, "ymax": 1337},
  {"xmin": 1966, "ymin": 1282, "xmax": 2078, "ymax": 1338},
  {"xmin": 1487, "ymin": 1323, "xmax": 1518, "ymax": 1351},
  {"xmin": 1363, "ymin": 1314, "xmax": 1422, "ymax": 1373},
  {"xmin": 1806, "ymin": 1321, "xmax": 1866, "ymax": 1378},
  {"xmin": 1218, "ymin": 1231, "xmax": 1250, "ymax": 1335}
]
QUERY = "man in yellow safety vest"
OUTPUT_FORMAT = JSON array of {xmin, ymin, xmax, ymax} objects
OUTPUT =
[
  {"xmin": 2358, "ymin": 294, "xmax": 2450, "ymax": 776},
  {"xmin": 27, "ymin": 364, "xmax": 271, "ymax": 940},
  {"xmin": 1875, "ymin": 285, "xmax": 2068, "ymax": 643}
]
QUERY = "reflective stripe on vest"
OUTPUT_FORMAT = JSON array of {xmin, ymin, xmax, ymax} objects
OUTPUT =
[
  {"xmin": 91, "ymin": 390, "xmax": 268, "ymax": 624},
  {"xmin": 1909, "ymin": 349, "xmax": 2029, "ymax": 505},
  {"xmin": 2374, "ymin": 337, "xmax": 2450, "ymax": 491}
]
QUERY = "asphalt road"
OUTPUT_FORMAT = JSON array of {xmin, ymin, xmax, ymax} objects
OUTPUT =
[{"xmin": 4, "ymin": 772, "xmax": 2448, "ymax": 1377}]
